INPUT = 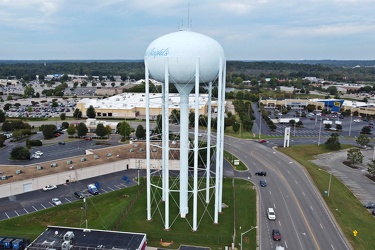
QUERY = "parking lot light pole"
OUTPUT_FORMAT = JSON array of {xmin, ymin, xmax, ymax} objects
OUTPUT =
[
  {"xmin": 239, "ymin": 226, "xmax": 257, "ymax": 250},
  {"xmin": 349, "ymin": 114, "xmax": 353, "ymax": 137}
]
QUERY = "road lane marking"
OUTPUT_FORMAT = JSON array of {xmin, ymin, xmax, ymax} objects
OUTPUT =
[
  {"xmin": 5, "ymin": 213, "xmax": 9, "ymax": 219},
  {"xmin": 278, "ymin": 220, "xmax": 282, "ymax": 227},
  {"xmin": 285, "ymin": 241, "xmax": 288, "ymax": 248},
  {"xmin": 65, "ymin": 198, "xmax": 71, "ymax": 202},
  {"xmin": 32, "ymin": 206, "xmax": 37, "ymax": 211},
  {"xmin": 320, "ymin": 223, "xmax": 323, "ymax": 229},
  {"xmin": 302, "ymin": 192, "xmax": 305, "ymax": 196},
  {"xmin": 295, "ymin": 180, "xmax": 298, "ymax": 184},
  {"xmin": 41, "ymin": 204, "xmax": 46, "ymax": 209},
  {"xmin": 24, "ymin": 208, "xmax": 29, "ymax": 214},
  {"xmin": 310, "ymin": 206, "xmax": 313, "ymax": 211},
  {"xmin": 14, "ymin": 210, "xmax": 19, "ymax": 216},
  {"xmin": 107, "ymin": 187, "xmax": 114, "ymax": 191},
  {"xmin": 331, "ymin": 245, "xmax": 335, "ymax": 250}
]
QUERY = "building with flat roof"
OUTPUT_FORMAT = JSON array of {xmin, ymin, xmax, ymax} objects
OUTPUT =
[
  {"xmin": 76, "ymin": 93, "xmax": 218, "ymax": 119},
  {"xmin": 27, "ymin": 226, "xmax": 147, "ymax": 250}
]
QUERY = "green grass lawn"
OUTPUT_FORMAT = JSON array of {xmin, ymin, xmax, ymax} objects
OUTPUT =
[
  {"xmin": 0, "ymin": 178, "xmax": 256, "ymax": 250},
  {"xmin": 278, "ymin": 144, "xmax": 375, "ymax": 250}
]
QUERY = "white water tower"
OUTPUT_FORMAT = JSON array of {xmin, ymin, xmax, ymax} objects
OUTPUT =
[{"xmin": 144, "ymin": 30, "xmax": 226, "ymax": 231}]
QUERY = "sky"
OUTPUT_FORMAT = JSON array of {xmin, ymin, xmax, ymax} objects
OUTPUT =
[{"xmin": 0, "ymin": 0, "xmax": 374, "ymax": 61}]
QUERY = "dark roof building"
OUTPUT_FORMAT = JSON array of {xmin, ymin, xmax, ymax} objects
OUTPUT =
[{"xmin": 27, "ymin": 226, "xmax": 147, "ymax": 250}]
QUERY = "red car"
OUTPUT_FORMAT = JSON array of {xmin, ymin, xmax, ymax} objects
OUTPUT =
[
  {"xmin": 272, "ymin": 229, "xmax": 281, "ymax": 241},
  {"xmin": 258, "ymin": 139, "xmax": 267, "ymax": 143},
  {"xmin": 84, "ymin": 137, "xmax": 92, "ymax": 141}
]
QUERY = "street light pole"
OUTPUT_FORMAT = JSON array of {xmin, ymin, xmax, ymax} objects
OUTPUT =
[
  {"xmin": 328, "ymin": 172, "xmax": 332, "ymax": 197},
  {"xmin": 349, "ymin": 114, "xmax": 353, "ymax": 137},
  {"xmin": 239, "ymin": 226, "xmax": 258, "ymax": 250},
  {"xmin": 318, "ymin": 119, "xmax": 322, "ymax": 146}
]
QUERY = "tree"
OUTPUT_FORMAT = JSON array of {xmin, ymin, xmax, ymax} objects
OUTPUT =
[
  {"xmin": 356, "ymin": 134, "xmax": 370, "ymax": 148},
  {"xmin": 368, "ymin": 160, "xmax": 375, "ymax": 176},
  {"xmin": 23, "ymin": 85, "xmax": 35, "ymax": 98},
  {"xmin": 62, "ymin": 122, "xmax": 69, "ymax": 129},
  {"xmin": 67, "ymin": 124, "xmax": 76, "ymax": 136},
  {"xmin": 73, "ymin": 108, "xmax": 82, "ymax": 119},
  {"xmin": 154, "ymin": 115, "xmax": 162, "ymax": 135},
  {"xmin": 76, "ymin": 123, "xmax": 88, "ymax": 137},
  {"xmin": 0, "ymin": 109, "xmax": 5, "ymax": 123},
  {"xmin": 361, "ymin": 126, "xmax": 371, "ymax": 135},
  {"xmin": 0, "ymin": 134, "xmax": 7, "ymax": 147},
  {"xmin": 232, "ymin": 122, "xmax": 240, "ymax": 133},
  {"xmin": 3, "ymin": 103, "xmax": 11, "ymax": 111},
  {"xmin": 105, "ymin": 125, "xmax": 112, "ymax": 137},
  {"xmin": 136, "ymin": 124, "xmax": 146, "ymax": 139},
  {"xmin": 2, "ymin": 121, "xmax": 12, "ymax": 132},
  {"xmin": 10, "ymin": 146, "xmax": 30, "ymax": 160},
  {"xmin": 96, "ymin": 123, "xmax": 107, "ymax": 138},
  {"xmin": 41, "ymin": 124, "xmax": 57, "ymax": 139},
  {"xmin": 325, "ymin": 133, "xmax": 341, "ymax": 150},
  {"xmin": 60, "ymin": 113, "xmax": 66, "ymax": 120},
  {"xmin": 86, "ymin": 105, "xmax": 96, "ymax": 118},
  {"xmin": 347, "ymin": 148, "xmax": 363, "ymax": 165},
  {"xmin": 118, "ymin": 121, "xmax": 131, "ymax": 139}
]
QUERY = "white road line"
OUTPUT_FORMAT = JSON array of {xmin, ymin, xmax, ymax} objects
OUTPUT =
[
  {"xmin": 32, "ymin": 206, "xmax": 37, "ymax": 211},
  {"xmin": 65, "ymin": 198, "xmax": 71, "ymax": 202},
  {"xmin": 295, "ymin": 180, "xmax": 298, "ymax": 184},
  {"xmin": 269, "ymin": 191, "xmax": 272, "ymax": 195},
  {"xmin": 107, "ymin": 187, "xmax": 114, "ymax": 191},
  {"xmin": 5, "ymin": 213, "xmax": 9, "ymax": 219},
  {"xmin": 41, "ymin": 204, "xmax": 46, "ymax": 209},
  {"xmin": 287, "ymin": 170, "xmax": 290, "ymax": 174},
  {"xmin": 320, "ymin": 223, "xmax": 323, "ymax": 229},
  {"xmin": 24, "ymin": 208, "xmax": 29, "ymax": 214},
  {"xmin": 310, "ymin": 206, "xmax": 313, "ymax": 211},
  {"xmin": 302, "ymin": 192, "xmax": 305, "ymax": 196},
  {"xmin": 278, "ymin": 220, "xmax": 281, "ymax": 227},
  {"xmin": 331, "ymin": 245, "xmax": 335, "ymax": 250},
  {"xmin": 49, "ymin": 202, "xmax": 55, "ymax": 206},
  {"xmin": 14, "ymin": 210, "xmax": 19, "ymax": 216},
  {"xmin": 285, "ymin": 241, "xmax": 288, "ymax": 248},
  {"xmin": 101, "ymin": 189, "xmax": 108, "ymax": 193}
]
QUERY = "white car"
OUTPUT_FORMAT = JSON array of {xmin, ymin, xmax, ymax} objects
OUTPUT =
[
  {"xmin": 32, "ymin": 154, "xmax": 40, "ymax": 159},
  {"xmin": 43, "ymin": 185, "xmax": 57, "ymax": 191},
  {"xmin": 353, "ymin": 119, "xmax": 361, "ymax": 123},
  {"xmin": 52, "ymin": 198, "xmax": 62, "ymax": 206},
  {"xmin": 35, "ymin": 151, "xmax": 43, "ymax": 155},
  {"xmin": 267, "ymin": 208, "xmax": 276, "ymax": 220}
]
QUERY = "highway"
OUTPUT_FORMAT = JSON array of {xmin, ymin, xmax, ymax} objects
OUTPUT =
[{"xmin": 225, "ymin": 137, "xmax": 352, "ymax": 250}]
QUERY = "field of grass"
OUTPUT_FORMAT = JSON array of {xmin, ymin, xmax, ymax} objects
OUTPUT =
[
  {"xmin": 278, "ymin": 144, "xmax": 375, "ymax": 250},
  {"xmin": 0, "ymin": 178, "xmax": 256, "ymax": 249}
]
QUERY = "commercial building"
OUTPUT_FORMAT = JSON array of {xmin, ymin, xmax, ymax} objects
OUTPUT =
[
  {"xmin": 76, "ymin": 93, "xmax": 219, "ymax": 120},
  {"xmin": 27, "ymin": 226, "xmax": 147, "ymax": 250}
]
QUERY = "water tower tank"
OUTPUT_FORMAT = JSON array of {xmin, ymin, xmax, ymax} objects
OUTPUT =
[{"xmin": 145, "ymin": 30, "xmax": 224, "ymax": 84}]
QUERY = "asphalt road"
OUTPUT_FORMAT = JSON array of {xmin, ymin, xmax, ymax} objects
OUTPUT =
[{"xmin": 225, "ymin": 137, "xmax": 352, "ymax": 250}]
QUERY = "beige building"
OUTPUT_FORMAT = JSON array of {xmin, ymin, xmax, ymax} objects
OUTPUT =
[{"xmin": 76, "ymin": 92, "xmax": 219, "ymax": 120}]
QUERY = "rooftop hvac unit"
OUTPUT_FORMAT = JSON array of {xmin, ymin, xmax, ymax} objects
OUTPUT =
[
  {"xmin": 64, "ymin": 231, "xmax": 74, "ymax": 241},
  {"xmin": 61, "ymin": 241, "xmax": 70, "ymax": 250}
]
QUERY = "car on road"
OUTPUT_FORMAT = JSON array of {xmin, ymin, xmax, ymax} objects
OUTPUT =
[
  {"xmin": 32, "ymin": 154, "xmax": 40, "ymax": 159},
  {"xmin": 260, "ymin": 180, "xmax": 267, "ymax": 187},
  {"xmin": 258, "ymin": 139, "xmax": 267, "ymax": 143},
  {"xmin": 353, "ymin": 119, "xmax": 361, "ymax": 123},
  {"xmin": 51, "ymin": 198, "xmax": 62, "ymax": 206},
  {"xmin": 272, "ymin": 229, "xmax": 281, "ymax": 241},
  {"xmin": 364, "ymin": 202, "xmax": 375, "ymax": 209},
  {"xmin": 43, "ymin": 185, "xmax": 57, "ymax": 191},
  {"xmin": 255, "ymin": 171, "xmax": 267, "ymax": 176},
  {"xmin": 74, "ymin": 191, "xmax": 85, "ymax": 199},
  {"xmin": 35, "ymin": 151, "xmax": 43, "ymax": 155},
  {"xmin": 267, "ymin": 208, "xmax": 276, "ymax": 220},
  {"xmin": 58, "ymin": 141, "xmax": 66, "ymax": 145},
  {"xmin": 84, "ymin": 137, "xmax": 92, "ymax": 141}
]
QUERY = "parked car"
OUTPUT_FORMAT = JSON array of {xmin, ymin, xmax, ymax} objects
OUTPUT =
[
  {"xmin": 364, "ymin": 202, "xmax": 375, "ymax": 209},
  {"xmin": 74, "ymin": 191, "xmax": 85, "ymax": 199},
  {"xmin": 255, "ymin": 171, "xmax": 267, "ymax": 176},
  {"xmin": 84, "ymin": 137, "xmax": 92, "ymax": 141},
  {"xmin": 43, "ymin": 185, "xmax": 57, "ymax": 191},
  {"xmin": 35, "ymin": 151, "xmax": 43, "ymax": 155},
  {"xmin": 272, "ymin": 229, "xmax": 281, "ymax": 241},
  {"xmin": 267, "ymin": 208, "xmax": 276, "ymax": 220},
  {"xmin": 51, "ymin": 198, "xmax": 62, "ymax": 206},
  {"xmin": 258, "ymin": 139, "xmax": 267, "ymax": 143},
  {"xmin": 260, "ymin": 180, "xmax": 267, "ymax": 187},
  {"xmin": 58, "ymin": 141, "xmax": 66, "ymax": 145}
]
